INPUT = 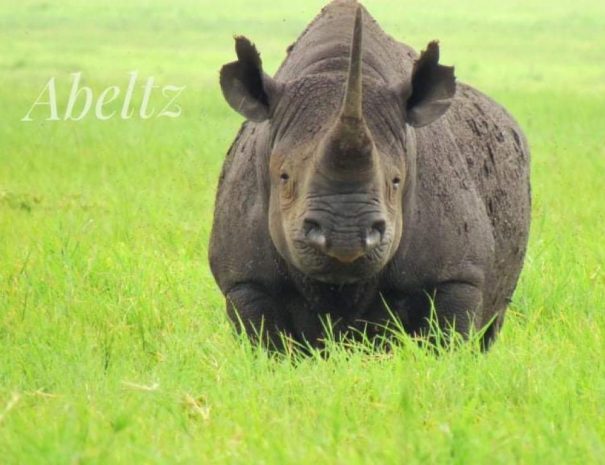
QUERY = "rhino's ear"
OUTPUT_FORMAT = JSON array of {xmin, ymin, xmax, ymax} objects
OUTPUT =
[
  {"xmin": 220, "ymin": 36, "xmax": 282, "ymax": 122},
  {"xmin": 405, "ymin": 41, "xmax": 456, "ymax": 128}
]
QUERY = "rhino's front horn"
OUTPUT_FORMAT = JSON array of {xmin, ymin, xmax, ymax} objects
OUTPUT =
[
  {"xmin": 317, "ymin": 6, "xmax": 376, "ymax": 180},
  {"xmin": 341, "ymin": 6, "xmax": 364, "ymax": 121}
]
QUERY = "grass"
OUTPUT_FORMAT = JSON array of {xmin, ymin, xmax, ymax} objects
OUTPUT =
[{"xmin": 1, "ymin": 0, "xmax": 604, "ymax": 463}]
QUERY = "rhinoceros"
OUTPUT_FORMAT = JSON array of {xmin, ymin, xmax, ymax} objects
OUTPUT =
[{"xmin": 209, "ymin": 0, "xmax": 530, "ymax": 350}]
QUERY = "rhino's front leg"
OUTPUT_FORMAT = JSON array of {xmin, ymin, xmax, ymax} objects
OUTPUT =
[
  {"xmin": 384, "ymin": 281, "xmax": 483, "ymax": 342},
  {"xmin": 226, "ymin": 283, "xmax": 293, "ymax": 350},
  {"xmin": 430, "ymin": 281, "xmax": 483, "ymax": 340}
]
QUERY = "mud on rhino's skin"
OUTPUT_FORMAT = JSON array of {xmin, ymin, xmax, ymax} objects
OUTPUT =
[{"xmin": 209, "ymin": 0, "xmax": 531, "ymax": 350}]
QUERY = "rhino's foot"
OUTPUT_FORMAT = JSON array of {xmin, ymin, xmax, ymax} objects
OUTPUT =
[
  {"xmin": 382, "ymin": 281, "xmax": 483, "ymax": 347},
  {"xmin": 226, "ymin": 283, "xmax": 294, "ymax": 352}
]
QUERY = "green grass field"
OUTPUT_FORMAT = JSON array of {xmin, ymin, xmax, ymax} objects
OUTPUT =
[{"xmin": 1, "ymin": 0, "xmax": 604, "ymax": 463}]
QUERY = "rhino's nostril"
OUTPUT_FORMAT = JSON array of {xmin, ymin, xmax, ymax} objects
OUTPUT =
[
  {"xmin": 366, "ymin": 219, "xmax": 386, "ymax": 250},
  {"xmin": 371, "ymin": 220, "xmax": 386, "ymax": 237},
  {"xmin": 303, "ymin": 219, "xmax": 321, "ymax": 235},
  {"xmin": 365, "ymin": 229, "xmax": 381, "ymax": 250},
  {"xmin": 303, "ymin": 219, "xmax": 327, "ymax": 250},
  {"xmin": 307, "ymin": 228, "xmax": 327, "ymax": 249}
]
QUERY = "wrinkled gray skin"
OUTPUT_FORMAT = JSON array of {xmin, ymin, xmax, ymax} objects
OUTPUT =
[{"xmin": 209, "ymin": 0, "xmax": 530, "ymax": 350}]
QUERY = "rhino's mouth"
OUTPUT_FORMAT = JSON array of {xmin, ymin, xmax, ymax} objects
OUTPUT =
[{"xmin": 291, "ymin": 238, "xmax": 389, "ymax": 284}]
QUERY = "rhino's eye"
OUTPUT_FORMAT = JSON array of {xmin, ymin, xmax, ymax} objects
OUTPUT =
[
  {"xmin": 392, "ymin": 177, "xmax": 401, "ymax": 188},
  {"xmin": 280, "ymin": 172, "xmax": 290, "ymax": 184}
]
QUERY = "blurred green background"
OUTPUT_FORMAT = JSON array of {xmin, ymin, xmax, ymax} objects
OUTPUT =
[{"xmin": 1, "ymin": 1, "xmax": 604, "ymax": 464}]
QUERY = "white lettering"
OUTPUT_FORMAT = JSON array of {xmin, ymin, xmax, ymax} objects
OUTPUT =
[
  {"xmin": 64, "ymin": 72, "xmax": 93, "ymax": 121},
  {"xmin": 21, "ymin": 78, "xmax": 60, "ymax": 122},
  {"xmin": 139, "ymin": 77, "xmax": 159, "ymax": 119},
  {"xmin": 95, "ymin": 86, "xmax": 120, "ymax": 120},
  {"xmin": 121, "ymin": 71, "xmax": 138, "ymax": 119},
  {"xmin": 158, "ymin": 85, "xmax": 186, "ymax": 118}
]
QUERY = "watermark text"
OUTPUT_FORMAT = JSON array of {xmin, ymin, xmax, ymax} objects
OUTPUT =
[{"xmin": 22, "ymin": 72, "xmax": 186, "ymax": 122}]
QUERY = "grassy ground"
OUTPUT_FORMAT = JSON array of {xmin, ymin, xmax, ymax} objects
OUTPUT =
[{"xmin": 1, "ymin": 0, "xmax": 604, "ymax": 463}]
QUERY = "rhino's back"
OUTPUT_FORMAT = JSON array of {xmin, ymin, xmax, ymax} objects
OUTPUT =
[
  {"xmin": 397, "ymin": 83, "xmax": 529, "ymax": 330},
  {"xmin": 209, "ymin": 120, "xmax": 283, "ymax": 293},
  {"xmin": 447, "ymin": 84, "xmax": 531, "ymax": 316},
  {"xmin": 276, "ymin": 0, "xmax": 416, "ymax": 85}
]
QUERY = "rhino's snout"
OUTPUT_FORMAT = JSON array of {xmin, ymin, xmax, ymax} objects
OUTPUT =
[{"xmin": 302, "ymin": 215, "xmax": 386, "ymax": 264}]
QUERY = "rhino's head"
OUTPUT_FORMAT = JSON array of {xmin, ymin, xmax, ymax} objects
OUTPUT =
[{"xmin": 219, "ymin": 8, "xmax": 455, "ymax": 284}]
